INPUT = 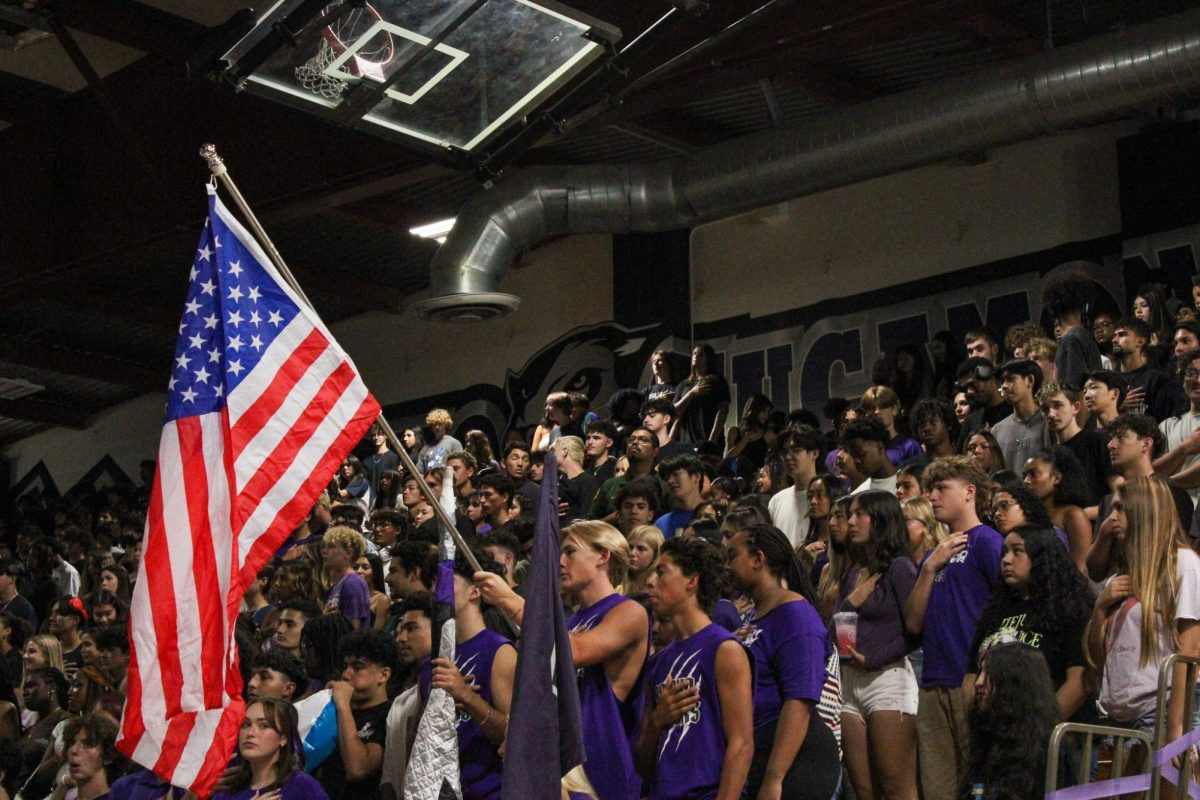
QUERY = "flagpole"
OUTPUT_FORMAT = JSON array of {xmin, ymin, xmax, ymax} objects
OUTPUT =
[{"xmin": 198, "ymin": 143, "xmax": 489, "ymax": 578}]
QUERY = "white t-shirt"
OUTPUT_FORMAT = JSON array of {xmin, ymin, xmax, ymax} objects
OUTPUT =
[
  {"xmin": 852, "ymin": 474, "xmax": 898, "ymax": 495},
  {"xmin": 768, "ymin": 487, "xmax": 809, "ymax": 548},
  {"xmin": 1099, "ymin": 548, "xmax": 1200, "ymax": 723},
  {"xmin": 1161, "ymin": 412, "xmax": 1200, "ymax": 502}
]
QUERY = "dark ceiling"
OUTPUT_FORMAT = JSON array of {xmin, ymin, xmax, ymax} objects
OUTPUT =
[{"xmin": 0, "ymin": 0, "xmax": 1191, "ymax": 444}]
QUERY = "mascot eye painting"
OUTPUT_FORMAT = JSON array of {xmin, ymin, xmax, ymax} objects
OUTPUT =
[{"xmin": 558, "ymin": 369, "xmax": 601, "ymax": 398}]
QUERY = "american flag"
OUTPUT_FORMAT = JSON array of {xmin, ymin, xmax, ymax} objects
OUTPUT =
[{"xmin": 116, "ymin": 185, "xmax": 380, "ymax": 794}]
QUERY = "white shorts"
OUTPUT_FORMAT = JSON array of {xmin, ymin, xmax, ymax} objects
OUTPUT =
[{"xmin": 841, "ymin": 657, "xmax": 919, "ymax": 719}]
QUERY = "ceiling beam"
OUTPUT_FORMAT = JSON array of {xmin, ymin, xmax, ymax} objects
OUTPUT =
[
  {"xmin": 0, "ymin": 397, "xmax": 90, "ymax": 429},
  {"xmin": 46, "ymin": 0, "xmax": 205, "ymax": 62},
  {"xmin": 613, "ymin": 109, "xmax": 737, "ymax": 153},
  {"xmin": 572, "ymin": 0, "xmax": 996, "ymax": 132},
  {"xmin": 0, "ymin": 342, "xmax": 165, "ymax": 393},
  {"xmin": 772, "ymin": 65, "xmax": 879, "ymax": 107}
]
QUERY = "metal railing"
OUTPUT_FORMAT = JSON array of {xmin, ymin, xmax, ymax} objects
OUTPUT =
[
  {"xmin": 1045, "ymin": 722, "xmax": 1153, "ymax": 796},
  {"xmin": 1151, "ymin": 654, "xmax": 1200, "ymax": 800},
  {"xmin": 1044, "ymin": 654, "xmax": 1200, "ymax": 799}
]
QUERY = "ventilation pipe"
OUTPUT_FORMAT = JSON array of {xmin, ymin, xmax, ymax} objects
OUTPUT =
[{"xmin": 414, "ymin": 9, "xmax": 1200, "ymax": 321}]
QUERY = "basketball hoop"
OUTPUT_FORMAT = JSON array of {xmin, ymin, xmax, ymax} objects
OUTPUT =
[{"xmin": 295, "ymin": 2, "xmax": 394, "ymax": 100}]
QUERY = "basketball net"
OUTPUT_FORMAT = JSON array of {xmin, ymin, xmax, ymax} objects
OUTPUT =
[{"xmin": 295, "ymin": 5, "xmax": 391, "ymax": 100}]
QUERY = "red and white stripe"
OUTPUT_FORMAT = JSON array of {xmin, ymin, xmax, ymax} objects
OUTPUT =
[{"xmin": 117, "ymin": 197, "xmax": 380, "ymax": 795}]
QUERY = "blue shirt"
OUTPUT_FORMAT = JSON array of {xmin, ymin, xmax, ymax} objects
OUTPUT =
[{"xmin": 654, "ymin": 509, "xmax": 694, "ymax": 540}]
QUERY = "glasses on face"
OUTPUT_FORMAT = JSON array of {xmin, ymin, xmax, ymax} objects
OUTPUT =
[{"xmin": 992, "ymin": 499, "xmax": 1016, "ymax": 513}]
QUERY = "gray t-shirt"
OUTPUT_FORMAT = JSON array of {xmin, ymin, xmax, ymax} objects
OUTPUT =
[
  {"xmin": 991, "ymin": 410, "xmax": 1049, "ymax": 474},
  {"xmin": 415, "ymin": 434, "xmax": 463, "ymax": 474}
]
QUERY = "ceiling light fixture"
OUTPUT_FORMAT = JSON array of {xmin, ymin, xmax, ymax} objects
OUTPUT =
[{"xmin": 408, "ymin": 217, "xmax": 456, "ymax": 244}]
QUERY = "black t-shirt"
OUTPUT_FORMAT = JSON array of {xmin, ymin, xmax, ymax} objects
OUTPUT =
[
  {"xmin": 655, "ymin": 439, "xmax": 694, "ymax": 465},
  {"xmin": 644, "ymin": 382, "xmax": 676, "ymax": 404},
  {"xmin": 317, "ymin": 700, "xmax": 389, "ymax": 800},
  {"xmin": 1060, "ymin": 429, "xmax": 1112, "ymax": 506},
  {"xmin": 674, "ymin": 375, "xmax": 731, "ymax": 446},
  {"xmin": 0, "ymin": 594, "xmax": 37, "ymax": 634},
  {"xmin": 362, "ymin": 450, "xmax": 400, "ymax": 499},
  {"xmin": 588, "ymin": 456, "xmax": 616, "ymax": 485},
  {"xmin": 560, "ymin": 472, "xmax": 600, "ymax": 522},
  {"xmin": 1122, "ymin": 364, "xmax": 1187, "ymax": 422},
  {"xmin": 970, "ymin": 595, "xmax": 1087, "ymax": 691}
]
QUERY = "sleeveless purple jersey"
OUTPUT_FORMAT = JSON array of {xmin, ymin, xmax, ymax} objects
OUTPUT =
[
  {"xmin": 568, "ymin": 593, "xmax": 648, "ymax": 800},
  {"xmin": 647, "ymin": 623, "xmax": 744, "ymax": 800},
  {"xmin": 420, "ymin": 628, "xmax": 513, "ymax": 800}
]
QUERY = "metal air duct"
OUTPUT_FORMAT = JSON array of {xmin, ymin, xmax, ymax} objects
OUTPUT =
[{"xmin": 414, "ymin": 9, "xmax": 1200, "ymax": 321}]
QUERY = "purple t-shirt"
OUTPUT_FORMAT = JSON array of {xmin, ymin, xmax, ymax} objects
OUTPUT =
[
  {"xmin": 741, "ymin": 599, "xmax": 828, "ymax": 729},
  {"xmin": 324, "ymin": 571, "xmax": 371, "ymax": 630},
  {"xmin": 887, "ymin": 435, "xmax": 924, "ymax": 466},
  {"xmin": 648, "ymin": 623, "xmax": 746, "ymax": 800},
  {"xmin": 420, "ymin": 629, "xmax": 513, "ymax": 800},
  {"xmin": 212, "ymin": 773, "xmax": 329, "ymax": 800},
  {"xmin": 835, "ymin": 558, "xmax": 919, "ymax": 671},
  {"xmin": 568, "ymin": 593, "xmax": 647, "ymax": 800},
  {"xmin": 919, "ymin": 523, "xmax": 1003, "ymax": 688}
]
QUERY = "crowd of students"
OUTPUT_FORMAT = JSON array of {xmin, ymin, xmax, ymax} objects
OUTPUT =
[{"xmin": 8, "ymin": 273, "xmax": 1200, "ymax": 800}]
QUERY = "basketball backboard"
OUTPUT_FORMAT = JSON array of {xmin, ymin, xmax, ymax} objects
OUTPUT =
[{"xmin": 219, "ymin": 0, "xmax": 619, "ymax": 158}]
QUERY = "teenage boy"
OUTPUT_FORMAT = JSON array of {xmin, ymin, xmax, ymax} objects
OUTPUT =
[
  {"xmin": 588, "ymin": 428, "xmax": 664, "ymax": 521},
  {"xmin": 321, "ymin": 526, "xmax": 372, "ymax": 631},
  {"xmin": 910, "ymin": 398, "xmax": 959, "ymax": 459},
  {"xmin": 1088, "ymin": 414, "xmax": 1196, "ymax": 581},
  {"xmin": 423, "ymin": 551, "xmax": 516, "ymax": 800},
  {"xmin": 1111, "ymin": 317, "xmax": 1186, "ymax": 421},
  {"xmin": 768, "ymin": 425, "xmax": 825, "ymax": 547},
  {"xmin": 272, "ymin": 599, "xmax": 322, "ymax": 659},
  {"xmin": 321, "ymin": 630, "xmax": 399, "ymax": 800},
  {"xmin": 502, "ymin": 442, "xmax": 540, "ymax": 509},
  {"xmin": 904, "ymin": 457, "xmax": 1003, "ymax": 800},
  {"xmin": 614, "ymin": 479, "xmax": 661, "ymax": 534},
  {"xmin": 1039, "ymin": 382, "xmax": 1111, "ymax": 506},
  {"xmin": 477, "ymin": 530, "xmax": 523, "ymax": 591},
  {"xmin": 1082, "ymin": 370, "xmax": 1126, "ymax": 430},
  {"xmin": 94, "ymin": 624, "xmax": 132, "ymax": 690},
  {"xmin": 446, "ymin": 452, "xmax": 477, "ymax": 501},
  {"xmin": 841, "ymin": 417, "xmax": 898, "ymax": 494},
  {"xmin": 47, "ymin": 599, "xmax": 85, "ymax": 669},
  {"xmin": 655, "ymin": 455, "xmax": 706, "ymax": 539},
  {"xmin": 476, "ymin": 473, "xmax": 516, "ymax": 533},
  {"xmin": 1041, "ymin": 273, "xmax": 1103, "ymax": 391},
  {"xmin": 643, "ymin": 397, "xmax": 691, "ymax": 462},
  {"xmin": 964, "ymin": 326, "xmax": 1002, "ymax": 364},
  {"xmin": 381, "ymin": 592, "xmax": 433, "ymax": 800},
  {"xmin": 385, "ymin": 543, "xmax": 436, "ymax": 602},
  {"xmin": 1155, "ymin": 349, "xmax": 1200, "ymax": 502},
  {"xmin": 415, "ymin": 408, "xmax": 463, "ymax": 474},
  {"xmin": 364, "ymin": 425, "xmax": 400, "ymax": 500},
  {"xmin": 0, "ymin": 563, "xmax": 36, "ymax": 633},
  {"xmin": 991, "ymin": 358, "xmax": 1047, "ymax": 473},
  {"xmin": 247, "ymin": 651, "xmax": 308, "ymax": 702},
  {"xmin": 956, "ymin": 358, "xmax": 1011, "ymax": 446},
  {"xmin": 1173, "ymin": 322, "xmax": 1200, "ymax": 362},
  {"xmin": 584, "ymin": 420, "xmax": 619, "ymax": 484}
]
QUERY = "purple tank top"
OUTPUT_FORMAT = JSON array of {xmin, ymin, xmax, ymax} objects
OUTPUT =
[
  {"xmin": 647, "ymin": 623, "xmax": 744, "ymax": 800},
  {"xmin": 420, "ymin": 628, "xmax": 513, "ymax": 800},
  {"xmin": 568, "ymin": 594, "xmax": 648, "ymax": 800}
]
